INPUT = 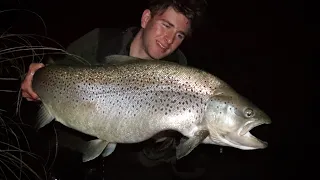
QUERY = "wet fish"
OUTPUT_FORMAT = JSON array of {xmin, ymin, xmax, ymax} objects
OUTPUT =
[{"xmin": 31, "ymin": 55, "xmax": 271, "ymax": 162}]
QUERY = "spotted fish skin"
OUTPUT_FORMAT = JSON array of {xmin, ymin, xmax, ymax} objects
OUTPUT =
[
  {"xmin": 33, "ymin": 59, "xmax": 221, "ymax": 139},
  {"xmin": 31, "ymin": 55, "xmax": 271, "ymax": 162}
]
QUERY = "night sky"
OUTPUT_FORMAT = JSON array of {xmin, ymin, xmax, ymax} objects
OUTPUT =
[{"xmin": 0, "ymin": 0, "xmax": 309, "ymax": 180}]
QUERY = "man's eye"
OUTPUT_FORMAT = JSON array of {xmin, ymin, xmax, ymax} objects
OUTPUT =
[
  {"xmin": 177, "ymin": 33, "xmax": 185, "ymax": 40},
  {"xmin": 163, "ymin": 23, "xmax": 170, "ymax": 28}
]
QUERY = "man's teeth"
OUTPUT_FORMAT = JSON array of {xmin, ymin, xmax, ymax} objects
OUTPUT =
[{"xmin": 158, "ymin": 42, "xmax": 166, "ymax": 49}]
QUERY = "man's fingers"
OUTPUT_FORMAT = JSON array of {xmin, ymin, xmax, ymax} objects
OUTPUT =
[
  {"xmin": 29, "ymin": 91, "xmax": 40, "ymax": 100},
  {"xmin": 20, "ymin": 63, "xmax": 44, "ymax": 101},
  {"xmin": 31, "ymin": 63, "xmax": 45, "ymax": 71},
  {"xmin": 22, "ymin": 89, "xmax": 40, "ymax": 101},
  {"xmin": 30, "ymin": 63, "xmax": 45, "ymax": 70},
  {"xmin": 25, "ymin": 63, "xmax": 44, "ymax": 81},
  {"xmin": 26, "ymin": 97, "xmax": 33, "ymax": 101}
]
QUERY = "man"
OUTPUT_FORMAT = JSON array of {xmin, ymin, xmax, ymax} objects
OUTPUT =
[{"xmin": 21, "ymin": 0, "xmax": 208, "ymax": 177}]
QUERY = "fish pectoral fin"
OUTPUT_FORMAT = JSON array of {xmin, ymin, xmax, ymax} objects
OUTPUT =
[
  {"xmin": 35, "ymin": 104, "xmax": 55, "ymax": 130},
  {"xmin": 82, "ymin": 139, "xmax": 109, "ymax": 162},
  {"xmin": 53, "ymin": 131, "xmax": 110, "ymax": 161},
  {"xmin": 101, "ymin": 143, "xmax": 117, "ymax": 157},
  {"xmin": 176, "ymin": 130, "xmax": 209, "ymax": 159}
]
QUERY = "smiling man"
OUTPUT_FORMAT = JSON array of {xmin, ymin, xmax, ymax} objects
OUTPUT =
[
  {"xmin": 21, "ymin": 0, "xmax": 208, "ymax": 178},
  {"xmin": 131, "ymin": 5, "xmax": 190, "ymax": 60}
]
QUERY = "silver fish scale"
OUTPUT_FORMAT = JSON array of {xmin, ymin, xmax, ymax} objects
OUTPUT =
[{"xmin": 33, "ymin": 61, "xmax": 226, "ymax": 142}]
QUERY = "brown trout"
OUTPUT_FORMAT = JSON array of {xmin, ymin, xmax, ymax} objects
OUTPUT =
[{"xmin": 31, "ymin": 55, "xmax": 271, "ymax": 162}]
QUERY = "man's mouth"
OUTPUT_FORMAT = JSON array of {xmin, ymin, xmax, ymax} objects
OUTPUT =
[{"xmin": 156, "ymin": 41, "xmax": 168, "ymax": 51}]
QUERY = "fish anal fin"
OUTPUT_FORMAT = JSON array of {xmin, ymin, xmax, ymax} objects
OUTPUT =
[
  {"xmin": 176, "ymin": 130, "xmax": 209, "ymax": 159},
  {"xmin": 101, "ymin": 143, "xmax": 117, "ymax": 157},
  {"xmin": 35, "ymin": 104, "xmax": 55, "ymax": 130},
  {"xmin": 82, "ymin": 139, "xmax": 109, "ymax": 162}
]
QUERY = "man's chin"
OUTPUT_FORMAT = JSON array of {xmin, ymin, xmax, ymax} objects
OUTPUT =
[
  {"xmin": 149, "ymin": 53, "xmax": 168, "ymax": 60},
  {"xmin": 146, "ymin": 48, "xmax": 171, "ymax": 60}
]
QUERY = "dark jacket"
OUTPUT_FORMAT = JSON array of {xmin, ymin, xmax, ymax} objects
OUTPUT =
[{"xmin": 61, "ymin": 27, "xmax": 188, "ymax": 66}]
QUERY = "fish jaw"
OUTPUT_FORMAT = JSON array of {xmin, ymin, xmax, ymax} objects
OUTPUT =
[
  {"xmin": 217, "ymin": 120, "xmax": 270, "ymax": 150},
  {"xmin": 203, "ymin": 93, "xmax": 272, "ymax": 150}
]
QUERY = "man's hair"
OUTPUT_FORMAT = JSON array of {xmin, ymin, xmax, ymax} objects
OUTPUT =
[{"xmin": 148, "ymin": 0, "xmax": 208, "ymax": 35}]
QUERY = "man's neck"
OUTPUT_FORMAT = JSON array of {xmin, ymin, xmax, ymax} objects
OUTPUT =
[{"xmin": 129, "ymin": 29, "xmax": 152, "ymax": 60}]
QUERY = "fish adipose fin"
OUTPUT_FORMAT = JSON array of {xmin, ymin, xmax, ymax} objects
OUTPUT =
[
  {"xmin": 35, "ymin": 104, "xmax": 55, "ymax": 130},
  {"xmin": 176, "ymin": 130, "xmax": 209, "ymax": 159}
]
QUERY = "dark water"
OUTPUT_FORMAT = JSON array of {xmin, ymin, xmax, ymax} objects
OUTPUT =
[{"xmin": 0, "ymin": 0, "xmax": 307, "ymax": 179}]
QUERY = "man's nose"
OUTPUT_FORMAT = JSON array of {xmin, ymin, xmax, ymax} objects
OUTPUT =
[{"xmin": 165, "ymin": 31, "xmax": 175, "ymax": 44}]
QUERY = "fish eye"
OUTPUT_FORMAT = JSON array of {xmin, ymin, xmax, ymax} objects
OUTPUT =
[{"xmin": 244, "ymin": 108, "xmax": 254, "ymax": 118}]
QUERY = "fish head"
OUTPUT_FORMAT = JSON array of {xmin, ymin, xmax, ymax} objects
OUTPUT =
[{"xmin": 204, "ymin": 93, "xmax": 271, "ymax": 150}]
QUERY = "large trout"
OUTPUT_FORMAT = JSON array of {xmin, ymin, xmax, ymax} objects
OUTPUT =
[{"xmin": 31, "ymin": 55, "xmax": 271, "ymax": 162}]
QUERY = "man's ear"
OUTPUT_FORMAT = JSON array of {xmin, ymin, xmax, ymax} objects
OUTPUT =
[{"xmin": 141, "ymin": 9, "xmax": 152, "ymax": 28}]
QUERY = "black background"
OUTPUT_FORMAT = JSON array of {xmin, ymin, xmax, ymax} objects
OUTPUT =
[{"xmin": 0, "ymin": 0, "xmax": 311, "ymax": 180}]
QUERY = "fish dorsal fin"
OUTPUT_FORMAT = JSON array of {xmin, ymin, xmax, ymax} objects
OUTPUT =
[
  {"xmin": 42, "ymin": 56, "xmax": 56, "ymax": 66},
  {"xmin": 47, "ymin": 57, "xmax": 56, "ymax": 64},
  {"xmin": 104, "ymin": 54, "xmax": 148, "ymax": 65}
]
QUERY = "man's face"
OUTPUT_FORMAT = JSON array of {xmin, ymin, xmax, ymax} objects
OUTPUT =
[{"xmin": 141, "ymin": 7, "xmax": 191, "ymax": 60}]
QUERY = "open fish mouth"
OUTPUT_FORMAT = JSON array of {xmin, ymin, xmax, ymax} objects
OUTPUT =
[{"xmin": 224, "ymin": 121, "xmax": 270, "ymax": 150}]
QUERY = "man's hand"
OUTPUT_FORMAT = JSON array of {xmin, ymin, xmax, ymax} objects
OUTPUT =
[{"xmin": 21, "ymin": 63, "xmax": 45, "ymax": 101}]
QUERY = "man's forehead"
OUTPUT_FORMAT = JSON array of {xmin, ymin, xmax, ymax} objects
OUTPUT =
[{"xmin": 153, "ymin": 7, "xmax": 191, "ymax": 32}]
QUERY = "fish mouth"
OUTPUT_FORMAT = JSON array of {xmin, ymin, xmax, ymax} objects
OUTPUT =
[
  {"xmin": 224, "ymin": 120, "xmax": 271, "ymax": 150},
  {"xmin": 240, "ymin": 120, "xmax": 267, "ymax": 137}
]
